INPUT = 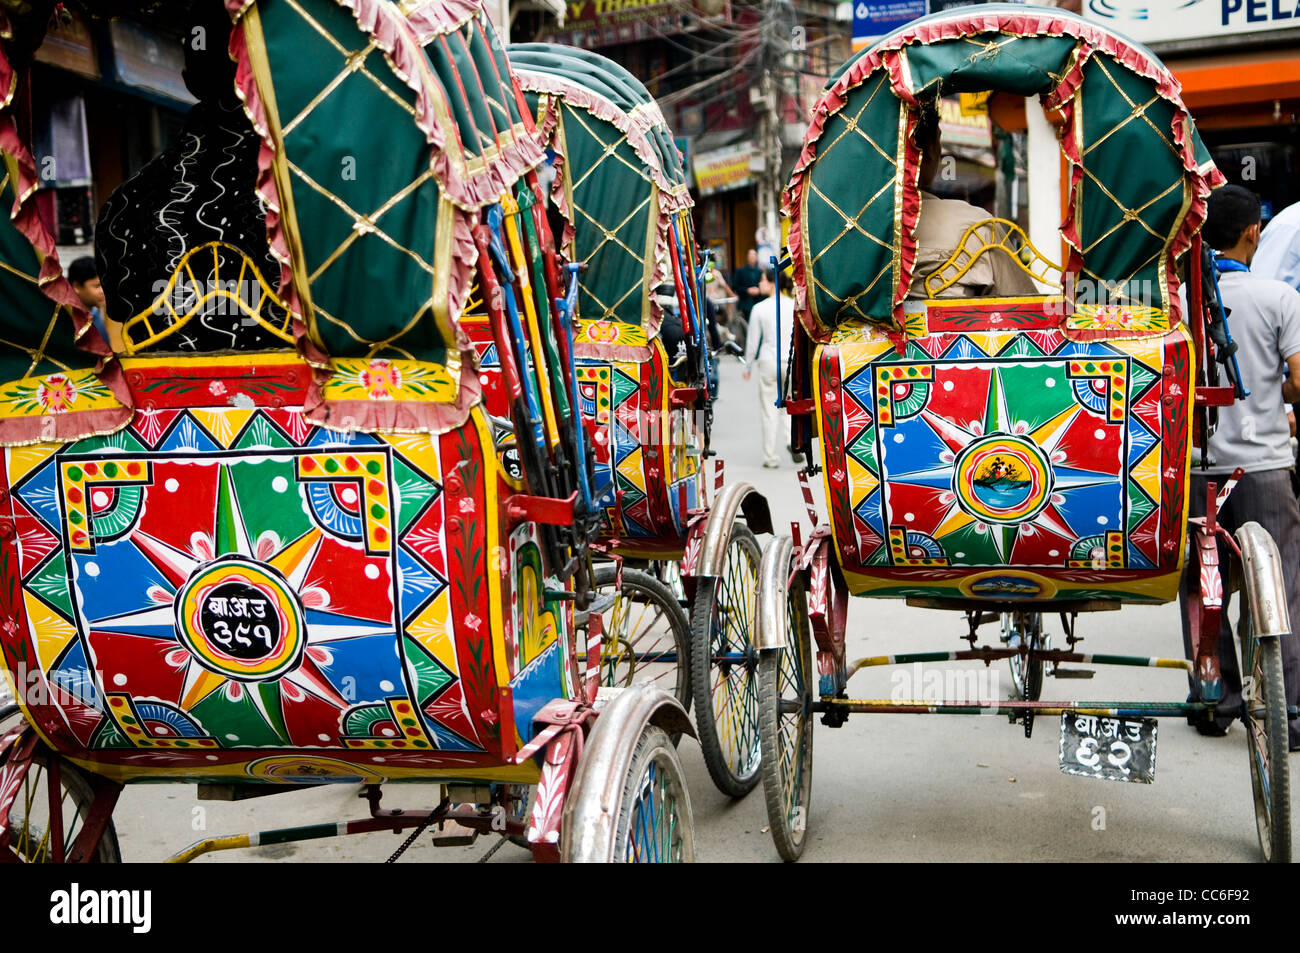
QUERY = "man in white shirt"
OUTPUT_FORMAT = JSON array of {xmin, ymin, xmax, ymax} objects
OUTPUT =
[
  {"xmin": 1178, "ymin": 185, "xmax": 1300, "ymax": 747},
  {"xmin": 1252, "ymin": 200, "xmax": 1300, "ymax": 293},
  {"xmin": 744, "ymin": 268, "xmax": 795, "ymax": 468}
]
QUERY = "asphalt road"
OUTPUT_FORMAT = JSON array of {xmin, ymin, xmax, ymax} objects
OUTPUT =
[{"xmin": 108, "ymin": 354, "xmax": 1292, "ymax": 863}]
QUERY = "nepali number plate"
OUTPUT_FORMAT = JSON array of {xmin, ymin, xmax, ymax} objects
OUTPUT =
[{"xmin": 1058, "ymin": 711, "xmax": 1157, "ymax": 784}]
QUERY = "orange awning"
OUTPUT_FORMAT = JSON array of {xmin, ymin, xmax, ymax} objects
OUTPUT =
[{"xmin": 1168, "ymin": 50, "xmax": 1300, "ymax": 111}]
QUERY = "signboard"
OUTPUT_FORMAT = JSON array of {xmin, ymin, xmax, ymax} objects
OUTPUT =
[
  {"xmin": 1083, "ymin": 0, "xmax": 1300, "ymax": 45},
  {"xmin": 34, "ymin": 11, "xmax": 100, "ymax": 80},
  {"xmin": 939, "ymin": 97, "xmax": 991, "ymax": 149},
  {"xmin": 108, "ymin": 21, "xmax": 196, "ymax": 107},
  {"xmin": 693, "ymin": 143, "xmax": 755, "ymax": 197},
  {"xmin": 852, "ymin": 0, "xmax": 928, "ymax": 50},
  {"xmin": 542, "ymin": 0, "xmax": 731, "ymax": 47}
]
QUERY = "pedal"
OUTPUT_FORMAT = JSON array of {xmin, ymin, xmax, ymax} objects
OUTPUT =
[
  {"xmin": 430, "ymin": 821, "xmax": 478, "ymax": 848},
  {"xmin": 1052, "ymin": 667, "xmax": 1095, "ymax": 679}
]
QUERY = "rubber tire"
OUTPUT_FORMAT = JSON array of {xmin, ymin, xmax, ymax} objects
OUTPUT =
[
  {"xmin": 1005, "ymin": 612, "xmax": 1045, "ymax": 701},
  {"xmin": 690, "ymin": 522, "xmax": 762, "ymax": 798},
  {"xmin": 1243, "ymin": 634, "xmax": 1291, "ymax": 862},
  {"xmin": 757, "ymin": 567, "xmax": 814, "ymax": 862},
  {"xmin": 613, "ymin": 724, "xmax": 695, "ymax": 862},
  {"xmin": 591, "ymin": 566, "xmax": 691, "ymax": 717}
]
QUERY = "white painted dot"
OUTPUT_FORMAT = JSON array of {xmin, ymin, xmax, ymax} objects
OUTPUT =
[
  {"xmin": 943, "ymin": 380, "xmax": 954, "ymax": 391},
  {"xmin": 317, "ymin": 733, "xmax": 331, "ymax": 743},
  {"xmin": 154, "ymin": 726, "xmax": 170, "ymax": 735},
  {"xmin": 365, "ymin": 564, "xmax": 381, "ymax": 580},
  {"xmin": 272, "ymin": 476, "xmax": 289, "ymax": 493},
  {"xmin": 112, "ymin": 673, "xmax": 127, "ymax": 686},
  {"xmin": 480, "ymin": 374, "xmax": 489, "ymax": 385},
  {"xmin": 904, "ymin": 512, "xmax": 915, "ymax": 522},
  {"xmin": 225, "ymin": 733, "xmax": 240, "ymax": 742},
  {"xmin": 165, "ymin": 478, "xmax": 180, "ymax": 493},
  {"xmin": 92, "ymin": 490, "xmax": 110, "ymax": 508},
  {"xmin": 893, "ymin": 433, "xmax": 905, "ymax": 443},
  {"xmin": 373, "ymin": 757, "xmax": 386, "ymax": 763},
  {"xmin": 85, "ymin": 562, "xmax": 100, "ymax": 578},
  {"xmin": 1094, "ymin": 429, "xmax": 1105, "ymax": 440},
  {"xmin": 1097, "ymin": 516, "xmax": 1109, "ymax": 526},
  {"xmin": 1049, "ymin": 549, "xmax": 1060, "ymax": 557},
  {"xmin": 206, "ymin": 755, "xmax": 219, "ymax": 761},
  {"xmin": 955, "ymin": 552, "xmax": 966, "ymax": 559},
  {"xmin": 341, "ymin": 487, "xmax": 358, "ymax": 505},
  {"xmin": 381, "ymin": 728, "xmax": 396, "ymax": 737},
  {"xmin": 379, "ymin": 680, "xmax": 395, "ymax": 692},
  {"xmin": 1045, "ymin": 378, "xmax": 1056, "ymax": 388}
]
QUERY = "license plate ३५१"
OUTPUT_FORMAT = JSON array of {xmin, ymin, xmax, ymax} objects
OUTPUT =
[{"xmin": 1058, "ymin": 712, "xmax": 1157, "ymax": 784}]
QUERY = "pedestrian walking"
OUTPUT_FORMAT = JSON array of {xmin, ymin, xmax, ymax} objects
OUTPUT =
[
  {"xmin": 733, "ymin": 248, "xmax": 763, "ymax": 327},
  {"xmin": 743, "ymin": 268, "xmax": 794, "ymax": 469},
  {"xmin": 1178, "ymin": 184, "xmax": 1300, "ymax": 748}
]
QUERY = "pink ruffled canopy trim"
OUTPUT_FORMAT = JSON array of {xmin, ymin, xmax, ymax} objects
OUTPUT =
[
  {"xmin": 402, "ymin": 0, "xmax": 484, "ymax": 44},
  {"xmin": 783, "ymin": 6, "xmax": 1222, "ymax": 337},
  {"xmin": 514, "ymin": 68, "xmax": 692, "ymax": 212},
  {"xmin": 229, "ymin": 0, "xmax": 544, "ymax": 216}
]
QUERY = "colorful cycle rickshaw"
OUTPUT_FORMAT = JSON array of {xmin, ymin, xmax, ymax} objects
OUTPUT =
[
  {"xmin": 755, "ymin": 5, "xmax": 1292, "ymax": 861},
  {"xmin": 0, "ymin": 0, "xmax": 697, "ymax": 863},
  {"xmin": 460, "ymin": 44, "xmax": 774, "ymax": 797}
]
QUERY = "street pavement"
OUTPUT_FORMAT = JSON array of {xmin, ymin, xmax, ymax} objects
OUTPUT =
[{"xmin": 111, "ymin": 354, "xmax": 1292, "ymax": 863}]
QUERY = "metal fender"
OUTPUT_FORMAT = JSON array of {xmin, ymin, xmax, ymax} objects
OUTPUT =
[
  {"xmin": 696, "ymin": 482, "xmax": 773, "ymax": 578},
  {"xmin": 754, "ymin": 535, "xmax": 795, "ymax": 652},
  {"xmin": 559, "ymin": 685, "xmax": 693, "ymax": 862},
  {"xmin": 1236, "ymin": 522, "xmax": 1292, "ymax": 638}
]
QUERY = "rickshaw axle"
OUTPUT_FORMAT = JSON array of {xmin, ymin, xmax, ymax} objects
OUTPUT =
[
  {"xmin": 812, "ymin": 698, "xmax": 1212, "ymax": 718},
  {"xmin": 844, "ymin": 649, "xmax": 1192, "ymax": 679},
  {"xmin": 164, "ymin": 798, "xmax": 525, "ymax": 863}
]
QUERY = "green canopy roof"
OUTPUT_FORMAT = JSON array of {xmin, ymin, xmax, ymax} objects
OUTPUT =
[
  {"xmin": 785, "ymin": 4, "xmax": 1223, "ymax": 338},
  {"xmin": 0, "ymin": 0, "xmax": 549, "ymax": 440},
  {"xmin": 509, "ymin": 43, "xmax": 694, "ymax": 352}
]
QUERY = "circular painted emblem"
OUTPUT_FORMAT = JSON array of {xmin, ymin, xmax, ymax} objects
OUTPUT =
[
  {"xmin": 953, "ymin": 434, "xmax": 1053, "ymax": 525},
  {"xmin": 174, "ymin": 556, "xmax": 305, "ymax": 681}
]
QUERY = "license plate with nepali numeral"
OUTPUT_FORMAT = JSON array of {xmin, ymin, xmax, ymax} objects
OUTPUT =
[{"xmin": 1059, "ymin": 711, "xmax": 1157, "ymax": 784}]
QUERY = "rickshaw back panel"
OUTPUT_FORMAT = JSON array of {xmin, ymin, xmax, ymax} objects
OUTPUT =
[
  {"xmin": 0, "ymin": 359, "xmax": 570, "ymax": 784},
  {"xmin": 815, "ymin": 299, "xmax": 1194, "ymax": 605}
]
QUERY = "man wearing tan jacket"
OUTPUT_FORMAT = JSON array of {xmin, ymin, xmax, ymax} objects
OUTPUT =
[{"xmin": 909, "ymin": 103, "xmax": 1037, "ymax": 300}]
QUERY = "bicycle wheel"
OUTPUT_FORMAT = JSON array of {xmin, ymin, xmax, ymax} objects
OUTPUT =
[
  {"xmin": 4, "ymin": 746, "xmax": 120, "ymax": 863},
  {"xmin": 757, "ymin": 552, "xmax": 814, "ymax": 862},
  {"xmin": 613, "ymin": 725, "xmax": 695, "ymax": 863},
  {"xmin": 690, "ymin": 522, "xmax": 762, "ymax": 797},
  {"xmin": 1243, "ymin": 629, "xmax": 1290, "ymax": 862},
  {"xmin": 590, "ymin": 566, "xmax": 691, "ymax": 714}
]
